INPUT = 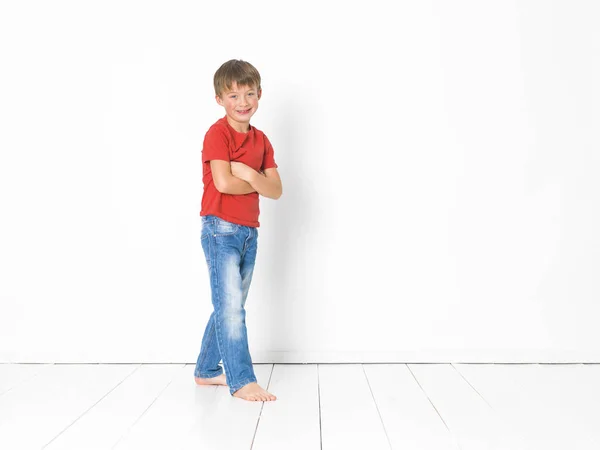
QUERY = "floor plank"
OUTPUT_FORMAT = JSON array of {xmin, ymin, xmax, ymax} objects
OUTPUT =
[
  {"xmin": 455, "ymin": 363, "xmax": 600, "ymax": 449},
  {"xmin": 364, "ymin": 364, "xmax": 459, "ymax": 450},
  {"xmin": 0, "ymin": 363, "xmax": 597, "ymax": 450},
  {"xmin": 114, "ymin": 364, "xmax": 272, "ymax": 450},
  {"xmin": 252, "ymin": 364, "xmax": 321, "ymax": 450},
  {"xmin": 408, "ymin": 363, "xmax": 530, "ymax": 450},
  {"xmin": 0, "ymin": 364, "xmax": 137, "ymax": 450},
  {"xmin": 319, "ymin": 364, "xmax": 390, "ymax": 450},
  {"xmin": 182, "ymin": 364, "xmax": 273, "ymax": 449},
  {"xmin": 0, "ymin": 363, "xmax": 53, "ymax": 397},
  {"xmin": 112, "ymin": 364, "xmax": 214, "ymax": 450},
  {"xmin": 44, "ymin": 364, "xmax": 183, "ymax": 449}
]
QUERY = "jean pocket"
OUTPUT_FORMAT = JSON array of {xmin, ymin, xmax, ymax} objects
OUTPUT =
[{"xmin": 213, "ymin": 217, "xmax": 240, "ymax": 236}]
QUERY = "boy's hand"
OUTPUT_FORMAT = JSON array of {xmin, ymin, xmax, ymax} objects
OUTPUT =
[{"xmin": 230, "ymin": 161, "xmax": 257, "ymax": 183}]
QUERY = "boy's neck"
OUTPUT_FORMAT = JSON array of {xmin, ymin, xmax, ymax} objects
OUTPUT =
[{"xmin": 226, "ymin": 116, "xmax": 250, "ymax": 134}]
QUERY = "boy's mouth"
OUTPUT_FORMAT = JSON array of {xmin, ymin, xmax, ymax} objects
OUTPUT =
[{"xmin": 237, "ymin": 109, "xmax": 251, "ymax": 115}]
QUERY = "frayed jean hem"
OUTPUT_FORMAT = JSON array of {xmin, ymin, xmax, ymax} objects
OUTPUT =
[
  {"xmin": 228, "ymin": 377, "xmax": 257, "ymax": 396},
  {"xmin": 194, "ymin": 367, "xmax": 224, "ymax": 379}
]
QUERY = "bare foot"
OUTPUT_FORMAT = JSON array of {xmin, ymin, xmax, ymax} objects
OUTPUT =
[
  {"xmin": 233, "ymin": 382, "xmax": 277, "ymax": 401},
  {"xmin": 194, "ymin": 373, "xmax": 228, "ymax": 386}
]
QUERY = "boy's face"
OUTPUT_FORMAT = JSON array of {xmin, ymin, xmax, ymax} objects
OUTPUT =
[{"xmin": 216, "ymin": 82, "xmax": 261, "ymax": 130}]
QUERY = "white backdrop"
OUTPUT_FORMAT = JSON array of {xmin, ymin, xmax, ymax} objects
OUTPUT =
[{"xmin": 1, "ymin": 0, "xmax": 598, "ymax": 363}]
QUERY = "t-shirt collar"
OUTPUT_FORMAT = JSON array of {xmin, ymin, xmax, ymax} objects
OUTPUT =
[{"xmin": 223, "ymin": 115, "xmax": 252, "ymax": 135}]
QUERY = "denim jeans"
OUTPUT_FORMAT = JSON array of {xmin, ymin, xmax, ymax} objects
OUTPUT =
[{"xmin": 194, "ymin": 215, "xmax": 258, "ymax": 395}]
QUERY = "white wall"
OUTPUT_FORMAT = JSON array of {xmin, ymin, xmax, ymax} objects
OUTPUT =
[{"xmin": 1, "ymin": 0, "xmax": 598, "ymax": 363}]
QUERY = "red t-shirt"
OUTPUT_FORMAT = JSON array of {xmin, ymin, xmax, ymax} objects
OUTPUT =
[{"xmin": 200, "ymin": 116, "xmax": 278, "ymax": 227}]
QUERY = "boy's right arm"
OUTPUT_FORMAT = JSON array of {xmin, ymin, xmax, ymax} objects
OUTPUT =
[{"xmin": 210, "ymin": 160, "xmax": 257, "ymax": 195}]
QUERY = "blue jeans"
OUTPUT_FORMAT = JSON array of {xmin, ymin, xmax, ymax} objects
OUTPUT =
[{"xmin": 194, "ymin": 215, "xmax": 258, "ymax": 395}]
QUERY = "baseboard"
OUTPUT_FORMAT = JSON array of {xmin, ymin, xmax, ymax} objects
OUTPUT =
[{"xmin": 2, "ymin": 349, "xmax": 599, "ymax": 364}]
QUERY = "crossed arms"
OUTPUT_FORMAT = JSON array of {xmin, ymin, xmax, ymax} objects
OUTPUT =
[{"xmin": 210, "ymin": 160, "xmax": 282, "ymax": 200}]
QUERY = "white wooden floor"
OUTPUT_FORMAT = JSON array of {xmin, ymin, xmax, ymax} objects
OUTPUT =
[{"xmin": 0, "ymin": 363, "xmax": 598, "ymax": 450}]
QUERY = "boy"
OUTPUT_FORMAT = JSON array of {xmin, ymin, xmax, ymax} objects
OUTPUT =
[{"xmin": 193, "ymin": 59, "xmax": 282, "ymax": 402}]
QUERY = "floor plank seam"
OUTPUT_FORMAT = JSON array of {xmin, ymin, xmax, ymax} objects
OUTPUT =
[
  {"xmin": 406, "ymin": 364, "xmax": 452, "ymax": 434},
  {"xmin": 317, "ymin": 364, "xmax": 323, "ymax": 450},
  {"xmin": 362, "ymin": 364, "xmax": 393, "ymax": 450},
  {"xmin": 450, "ymin": 363, "xmax": 494, "ymax": 410},
  {"xmin": 249, "ymin": 363, "xmax": 275, "ymax": 449},
  {"xmin": 42, "ymin": 363, "xmax": 143, "ymax": 449},
  {"xmin": 0, "ymin": 364, "xmax": 55, "ymax": 398},
  {"xmin": 110, "ymin": 364, "xmax": 186, "ymax": 450}
]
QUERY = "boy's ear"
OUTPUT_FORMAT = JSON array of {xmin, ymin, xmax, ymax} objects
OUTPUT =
[
  {"xmin": 257, "ymin": 88, "xmax": 262, "ymax": 100},
  {"xmin": 215, "ymin": 95, "xmax": 224, "ymax": 106}
]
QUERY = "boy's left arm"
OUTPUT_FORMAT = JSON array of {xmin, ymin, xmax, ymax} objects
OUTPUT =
[{"xmin": 230, "ymin": 162, "xmax": 282, "ymax": 199}]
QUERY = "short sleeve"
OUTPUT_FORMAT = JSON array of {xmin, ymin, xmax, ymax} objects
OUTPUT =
[
  {"xmin": 261, "ymin": 135, "xmax": 278, "ymax": 170},
  {"xmin": 202, "ymin": 126, "xmax": 230, "ymax": 163}
]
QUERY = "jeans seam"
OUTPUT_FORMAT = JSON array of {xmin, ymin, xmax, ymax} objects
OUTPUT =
[
  {"xmin": 196, "ymin": 317, "xmax": 214, "ymax": 376},
  {"xmin": 212, "ymin": 235, "xmax": 227, "ymax": 384}
]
